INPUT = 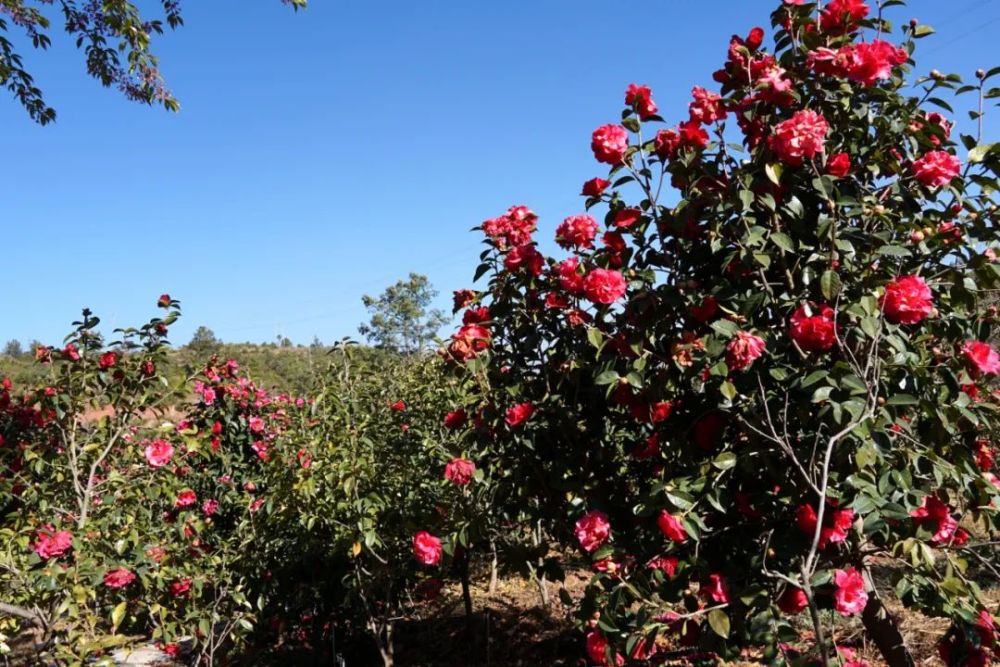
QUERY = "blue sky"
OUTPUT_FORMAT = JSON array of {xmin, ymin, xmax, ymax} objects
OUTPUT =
[{"xmin": 1, "ymin": 0, "xmax": 998, "ymax": 348}]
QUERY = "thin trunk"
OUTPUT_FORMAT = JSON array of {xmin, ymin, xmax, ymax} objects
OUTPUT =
[
  {"xmin": 460, "ymin": 553, "xmax": 474, "ymax": 622},
  {"xmin": 488, "ymin": 541, "xmax": 499, "ymax": 594},
  {"xmin": 862, "ymin": 568, "xmax": 914, "ymax": 667}
]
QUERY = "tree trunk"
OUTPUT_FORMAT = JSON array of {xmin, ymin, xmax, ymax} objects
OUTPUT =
[
  {"xmin": 460, "ymin": 553, "xmax": 474, "ymax": 622},
  {"xmin": 488, "ymin": 540, "xmax": 499, "ymax": 594},
  {"xmin": 861, "ymin": 568, "xmax": 914, "ymax": 667}
]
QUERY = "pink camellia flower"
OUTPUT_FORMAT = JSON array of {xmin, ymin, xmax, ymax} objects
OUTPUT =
[
  {"xmin": 845, "ymin": 40, "xmax": 908, "ymax": 86},
  {"xmin": 769, "ymin": 110, "xmax": 829, "ymax": 166},
  {"xmin": 555, "ymin": 215, "xmax": 600, "ymax": 250},
  {"xmin": 777, "ymin": 587, "xmax": 809, "ymax": 614},
  {"xmin": 583, "ymin": 269, "xmax": 627, "ymax": 305},
  {"xmin": 591, "ymin": 124, "xmax": 630, "ymax": 165},
  {"xmin": 703, "ymin": 573, "xmax": 730, "ymax": 603},
  {"xmin": 103, "ymin": 568, "xmax": 136, "ymax": 589},
  {"xmin": 820, "ymin": 0, "xmax": 869, "ymax": 33},
  {"xmin": 574, "ymin": 510, "xmax": 611, "ymax": 553},
  {"xmin": 657, "ymin": 511, "xmax": 687, "ymax": 543},
  {"xmin": 789, "ymin": 304, "xmax": 837, "ymax": 352},
  {"xmin": 444, "ymin": 458, "xmax": 476, "ymax": 486},
  {"xmin": 962, "ymin": 340, "xmax": 1000, "ymax": 376},
  {"xmin": 881, "ymin": 275, "xmax": 933, "ymax": 325},
  {"xmin": 582, "ymin": 178, "xmax": 610, "ymax": 198},
  {"xmin": 612, "ymin": 208, "xmax": 642, "ymax": 229},
  {"xmin": 202, "ymin": 499, "xmax": 219, "ymax": 516},
  {"xmin": 912, "ymin": 150, "xmax": 961, "ymax": 188},
  {"xmin": 625, "ymin": 83, "xmax": 658, "ymax": 120},
  {"xmin": 833, "ymin": 567, "xmax": 868, "ymax": 615},
  {"xmin": 412, "ymin": 531, "xmax": 442, "ymax": 566},
  {"xmin": 586, "ymin": 631, "xmax": 625, "ymax": 667},
  {"xmin": 144, "ymin": 439, "xmax": 174, "ymax": 468},
  {"xmin": 795, "ymin": 503, "xmax": 854, "ymax": 549},
  {"xmin": 726, "ymin": 331, "xmax": 766, "ymax": 371},
  {"xmin": 504, "ymin": 243, "xmax": 544, "ymax": 276},
  {"xmin": 33, "ymin": 525, "xmax": 72, "ymax": 559},
  {"xmin": 175, "ymin": 489, "xmax": 197, "ymax": 508},
  {"xmin": 443, "ymin": 409, "xmax": 468, "ymax": 429},
  {"xmin": 63, "ymin": 343, "xmax": 81, "ymax": 361},
  {"xmin": 448, "ymin": 324, "xmax": 491, "ymax": 362},
  {"xmin": 826, "ymin": 152, "xmax": 851, "ymax": 177},
  {"xmin": 910, "ymin": 495, "xmax": 958, "ymax": 545},
  {"xmin": 248, "ymin": 416, "xmax": 265, "ymax": 433},
  {"xmin": 688, "ymin": 86, "xmax": 726, "ymax": 124},
  {"xmin": 170, "ymin": 578, "xmax": 192, "ymax": 598},
  {"xmin": 505, "ymin": 402, "xmax": 535, "ymax": 427}
]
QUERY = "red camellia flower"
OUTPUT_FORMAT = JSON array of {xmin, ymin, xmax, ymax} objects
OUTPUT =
[
  {"xmin": 170, "ymin": 578, "xmax": 191, "ymax": 598},
  {"xmin": 845, "ymin": 40, "xmax": 908, "ymax": 86},
  {"xmin": 99, "ymin": 351, "xmax": 117, "ymax": 369},
  {"xmin": 726, "ymin": 331, "xmax": 766, "ymax": 371},
  {"xmin": 157, "ymin": 293, "xmax": 172, "ymax": 308},
  {"xmin": 650, "ymin": 401, "xmax": 673, "ymax": 424},
  {"xmin": 777, "ymin": 587, "xmax": 809, "ymax": 614},
  {"xmin": 202, "ymin": 499, "xmax": 219, "ymax": 516},
  {"xmin": 678, "ymin": 119, "xmax": 709, "ymax": 150},
  {"xmin": 912, "ymin": 150, "xmax": 961, "ymax": 188},
  {"xmin": 769, "ymin": 110, "xmax": 829, "ymax": 166},
  {"xmin": 881, "ymin": 275, "xmax": 933, "ymax": 324},
  {"xmin": 444, "ymin": 457, "xmax": 476, "ymax": 486},
  {"xmin": 504, "ymin": 243, "xmax": 544, "ymax": 276},
  {"xmin": 452, "ymin": 289, "xmax": 477, "ymax": 312},
  {"xmin": 555, "ymin": 214, "xmax": 599, "ymax": 250},
  {"xmin": 962, "ymin": 340, "xmax": 1000, "ymax": 376},
  {"xmin": 449, "ymin": 324, "xmax": 491, "ymax": 361},
  {"xmin": 789, "ymin": 304, "xmax": 837, "ymax": 352},
  {"xmin": 833, "ymin": 567, "xmax": 868, "ymax": 615},
  {"xmin": 795, "ymin": 503, "xmax": 854, "ymax": 549},
  {"xmin": 505, "ymin": 402, "xmax": 535, "ymax": 427},
  {"xmin": 33, "ymin": 525, "xmax": 72, "ymax": 559},
  {"xmin": 582, "ymin": 177, "xmax": 610, "ymax": 198},
  {"xmin": 646, "ymin": 555, "xmax": 679, "ymax": 577},
  {"xmin": 690, "ymin": 295, "xmax": 718, "ymax": 323},
  {"xmin": 555, "ymin": 257, "xmax": 585, "ymax": 295},
  {"xmin": 657, "ymin": 511, "xmax": 687, "ymax": 543},
  {"xmin": 574, "ymin": 510, "xmax": 611, "ymax": 553},
  {"xmin": 612, "ymin": 208, "xmax": 642, "ymax": 229},
  {"xmin": 390, "ymin": 400, "xmax": 406, "ymax": 412},
  {"xmin": 586, "ymin": 631, "xmax": 624, "ymax": 667},
  {"xmin": 591, "ymin": 124, "xmax": 630, "ymax": 164},
  {"xmin": 826, "ymin": 152, "xmax": 851, "ymax": 177},
  {"xmin": 910, "ymin": 495, "xmax": 958, "ymax": 545},
  {"xmin": 175, "ymin": 489, "xmax": 197, "ymax": 508},
  {"xmin": 583, "ymin": 269, "xmax": 627, "ymax": 305},
  {"xmin": 625, "ymin": 83, "xmax": 658, "ymax": 120},
  {"xmin": 688, "ymin": 86, "xmax": 726, "ymax": 124},
  {"xmin": 103, "ymin": 568, "xmax": 136, "ymax": 589},
  {"xmin": 443, "ymin": 409, "xmax": 468, "ymax": 429},
  {"xmin": 703, "ymin": 573, "xmax": 730, "ymax": 603},
  {"xmin": 819, "ymin": 0, "xmax": 869, "ymax": 33},
  {"xmin": 63, "ymin": 343, "xmax": 81, "ymax": 361},
  {"xmin": 412, "ymin": 531, "xmax": 442, "ymax": 566},
  {"xmin": 654, "ymin": 128, "xmax": 680, "ymax": 160},
  {"xmin": 144, "ymin": 439, "xmax": 174, "ymax": 468}
]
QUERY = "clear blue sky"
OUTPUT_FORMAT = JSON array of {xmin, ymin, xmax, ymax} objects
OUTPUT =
[{"xmin": 1, "ymin": 0, "xmax": 997, "ymax": 348}]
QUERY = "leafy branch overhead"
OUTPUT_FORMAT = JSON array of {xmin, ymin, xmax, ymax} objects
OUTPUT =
[{"xmin": 0, "ymin": 0, "xmax": 306, "ymax": 124}]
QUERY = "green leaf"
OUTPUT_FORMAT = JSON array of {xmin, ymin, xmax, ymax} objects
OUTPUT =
[
  {"xmin": 587, "ymin": 327, "xmax": 604, "ymax": 349},
  {"xmin": 594, "ymin": 370, "xmax": 619, "ymax": 385},
  {"xmin": 765, "ymin": 163, "xmax": 783, "ymax": 185},
  {"xmin": 812, "ymin": 386, "xmax": 834, "ymax": 403},
  {"xmin": 708, "ymin": 609, "xmax": 731, "ymax": 638},
  {"xmin": 913, "ymin": 24, "xmax": 934, "ymax": 37},
  {"xmin": 885, "ymin": 394, "xmax": 919, "ymax": 406},
  {"xmin": 802, "ymin": 370, "xmax": 828, "ymax": 388},
  {"xmin": 820, "ymin": 270, "xmax": 842, "ymax": 301},
  {"xmin": 713, "ymin": 452, "xmax": 737, "ymax": 470},
  {"xmin": 969, "ymin": 143, "xmax": 996, "ymax": 164},
  {"xmin": 771, "ymin": 232, "xmax": 795, "ymax": 252},
  {"xmin": 710, "ymin": 319, "xmax": 739, "ymax": 338},
  {"xmin": 739, "ymin": 189, "xmax": 754, "ymax": 211},
  {"xmin": 720, "ymin": 381, "xmax": 737, "ymax": 400},
  {"xmin": 111, "ymin": 601, "xmax": 127, "ymax": 631}
]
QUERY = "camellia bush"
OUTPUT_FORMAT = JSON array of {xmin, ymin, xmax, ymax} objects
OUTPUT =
[{"xmin": 444, "ymin": 0, "xmax": 1000, "ymax": 665}]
